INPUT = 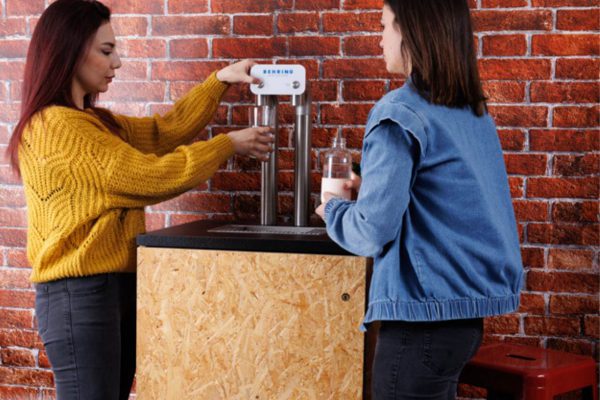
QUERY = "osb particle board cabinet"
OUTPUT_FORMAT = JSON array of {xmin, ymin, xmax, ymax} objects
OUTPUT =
[{"xmin": 136, "ymin": 220, "xmax": 374, "ymax": 400}]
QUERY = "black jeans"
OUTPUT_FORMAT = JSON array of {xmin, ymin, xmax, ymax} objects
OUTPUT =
[
  {"xmin": 372, "ymin": 318, "xmax": 483, "ymax": 400},
  {"xmin": 34, "ymin": 273, "xmax": 136, "ymax": 400}
]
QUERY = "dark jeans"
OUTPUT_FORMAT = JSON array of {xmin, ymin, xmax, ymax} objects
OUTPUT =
[
  {"xmin": 372, "ymin": 318, "xmax": 483, "ymax": 400},
  {"xmin": 34, "ymin": 273, "xmax": 136, "ymax": 400}
]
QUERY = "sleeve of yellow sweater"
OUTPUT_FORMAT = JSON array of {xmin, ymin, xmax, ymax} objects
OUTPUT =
[
  {"xmin": 103, "ymin": 133, "xmax": 235, "ymax": 209},
  {"xmin": 112, "ymin": 71, "xmax": 229, "ymax": 156},
  {"xmin": 44, "ymin": 109, "xmax": 235, "ymax": 209}
]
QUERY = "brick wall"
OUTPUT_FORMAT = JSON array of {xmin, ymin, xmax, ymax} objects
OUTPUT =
[{"xmin": 0, "ymin": 0, "xmax": 598, "ymax": 398}]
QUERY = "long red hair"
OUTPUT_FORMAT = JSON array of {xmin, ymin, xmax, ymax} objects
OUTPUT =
[{"xmin": 6, "ymin": 0, "xmax": 121, "ymax": 174}]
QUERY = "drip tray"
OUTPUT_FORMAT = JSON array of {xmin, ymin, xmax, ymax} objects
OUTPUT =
[{"xmin": 207, "ymin": 224, "xmax": 327, "ymax": 236}]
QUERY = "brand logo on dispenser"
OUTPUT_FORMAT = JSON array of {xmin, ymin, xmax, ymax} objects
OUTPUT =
[{"xmin": 262, "ymin": 69, "xmax": 294, "ymax": 75}]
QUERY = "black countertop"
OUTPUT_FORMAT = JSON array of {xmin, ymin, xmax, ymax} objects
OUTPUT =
[{"xmin": 137, "ymin": 220, "xmax": 353, "ymax": 256}]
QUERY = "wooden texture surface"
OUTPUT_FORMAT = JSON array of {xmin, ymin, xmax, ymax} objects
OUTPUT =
[{"xmin": 137, "ymin": 247, "xmax": 367, "ymax": 399}]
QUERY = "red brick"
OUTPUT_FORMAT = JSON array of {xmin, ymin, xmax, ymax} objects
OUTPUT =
[
  {"xmin": 343, "ymin": 36, "xmax": 381, "ymax": 56},
  {"xmin": 498, "ymin": 129, "xmax": 525, "ymax": 151},
  {"xmin": 549, "ymin": 249, "xmax": 594, "ymax": 271},
  {"xmin": 0, "ymin": 187, "xmax": 26, "ymax": 208},
  {"xmin": 554, "ymin": 154, "xmax": 599, "ymax": 176},
  {"xmin": 550, "ymin": 295, "xmax": 599, "ymax": 315},
  {"xmin": 39, "ymin": 349, "xmax": 51, "ymax": 369},
  {"xmin": 527, "ymin": 177, "xmax": 598, "ymax": 198},
  {"xmin": 521, "ymin": 247, "xmax": 545, "ymax": 269},
  {"xmin": 101, "ymin": 0, "xmax": 163, "ymax": 13},
  {"xmin": 170, "ymin": 39, "xmax": 209, "ymax": 59},
  {"xmin": 553, "ymin": 106, "xmax": 599, "ymax": 128},
  {"xmin": 483, "ymin": 82, "xmax": 526, "ymax": 103},
  {"xmin": 0, "ymin": 39, "xmax": 28, "ymax": 58},
  {"xmin": 6, "ymin": 249, "xmax": 30, "ymax": 269},
  {"xmin": 100, "ymin": 82, "xmax": 166, "ymax": 102},
  {"xmin": 6, "ymin": 0, "xmax": 44, "ymax": 15},
  {"xmin": 211, "ymin": 0, "xmax": 291, "ymax": 13},
  {"xmin": 0, "ymin": 104, "xmax": 20, "ymax": 123},
  {"xmin": 504, "ymin": 154, "xmax": 547, "ymax": 175},
  {"xmin": 277, "ymin": 12, "xmax": 319, "ymax": 33},
  {"xmin": 0, "ymin": 365, "xmax": 53, "ymax": 387},
  {"xmin": 312, "ymin": 128, "xmax": 341, "ymax": 148},
  {"xmin": 213, "ymin": 38, "xmax": 286, "ymax": 58},
  {"xmin": 530, "ymin": 130, "xmax": 599, "ymax": 152},
  {"xmin": 153, "ymin": 16, "xmax": 230, "ymax": 36},
  {"xmin": 484, "ymin": 315, "xmax": 520, "ymax": 334},
  {"xmin": 144, "ymin": 212, "xmax": 166, "ymax": 232},
  {"xmin": 479, "ymin": 59, "xmax": 551, "ymax": 80},
  {"xmin": 556, "ymin": 58, "xmax": 599, "ymax": 80},
  {"xmin": 168, "ymin": 0, "xmax": 209, "ymax": 13},
  {"xmin": 524, "ymin": 316, "xmax": 580, "ymax": 336},
  {"xmin": 290, "ymin": 37, "xmax": 340, "ymax": 56},
  {"xmin": 512, "ymin": 200, "xmax": 548, "ymax": 221},
  {"xmin": 546, "ymin": 338, "xmax": 595, "ymax": 357},
  {"xmin": 584, "ymin": 316, "xmax": 599, "ymax": 338},
  {"xmin": 482, "ymin": 34, "xmax": 527, "ymax": 56},
  {"xmin": 509, "ymin": 177, "xmax": 524, "ymax": 198},
  {"xmin": 169, "ymin": 214, "xmax": 219, "ymax": 226},
  {"xmin": 531, "ymin": 82, "xmax": 599, "ymax": 104},
  {"xmin": 533, "ymin": 34, "xmax": 599, "ymax": 56},
  {"xmin": 116, "ymin": 61, "xmax": 147, "ymax": 80},
  {"xmin": 118, "ymin": 39, "xmax": 166, "ymax": 58},
  {"xmin": 0, "ymin": 228, "xmax": 26, "ymax": 247},
  {"xmin": 472, "ymin": 10, "xmax": 552, "ymax": 31},
  {"xmin": 488, "ymin": 106, "xmax": 548, "ymax": 127},
  {"xmin": 532, "ymin": 0, "xmax": 597, "ymax": 5},
  {"xmin": 150, "ymin": 193, "xmax": 231, "ymax": 213},
  {"xmin": 482, "ymin": 0, "xmax": 527, "ymax": 6},
  {"xmin": 296, "ymin": 0, "xmax": 339, "ymax": 9},
  {"xmin": 0, "ymin": 309, "xmax": 33, "ymax": 329},
  {"xmin": 323, "ymin": 58, "xmax": 391, "ymax": 79},
  {"xmin": 0, "ymin": 386, "xmax": 38, "ymax": 400},
  {"xmin": 0, "ymin": 329, "xmax": 40, "ymax": 349},
  {"xmin": 1, "ymin": 348, "xmax": 35, "ymax": 367},
  {"xmin": 111, "ymin": 17, "xmax": 148, "ymax": 36},
  {"xmin": 527, "ymin": 270, "xmax": 599, "ymax": 294},
  {"xmin": 0, "ymin": 290, "xmax": 34, "ymax": 308},
  {"xmin": 0, "ymin": 166, "xmax": 21, "ymax": 185},
  {"xmin": 343, "ymin": 80, "xmax": 386, "ymax": 101},
  {"xmin": 274, "ymin": 59, "xmax": 320, "ymax": 78},
  {"xmin": 0, "ymin": 61, "xmax": 25, "ymax": 80},
  {"xmin": 557, "ymin": 9, "xmax": 600, "ymax": 31},
  {"xmin": 551, "ymin": 201, "xmax": 598, "ymax": 223},
  {"xmin": 233, "ymin": 194, "xmax": 260, "ymax": 219},
  {"xmin": 321, "ymin": 104, "xmax": 373, "ymax": 125},
  {"xmin": 343, "ymin": 0, "xmax": 383, "ymax": 9},
  {"xmin": 212, "ymin": 172, "xmax": 261, "ymax": 191},
  {"xmin": 233, "ymin": 15, "xmax": 273, "ymax": 35},
  {"xmin": 323, "ymin": 12, "xmax": 380, "ymax": 32},
  {"xmin": 528, "ymin": 223, "xmax": 598, "ymax": 246},
  {"xmin": 341, "ymin": 128, "xmax": 367, "ymax": 150},
  {"xmin": 519, "ymin": 292, "xmax": 546, "ymax": 313},
  {"xmin": 0, "ymin": 18, "xmax": 26, "ymax": 36},
  {"xmin": 0, "ymin": 269, "xmax": 31, "ymax": 290},
  {"xmin": 310, "ymin": 80, "xmax": 338, "ymax": 102},
  {"xmin": 152, "ymin": 61, "xmax": 228, "ymax": 81}
]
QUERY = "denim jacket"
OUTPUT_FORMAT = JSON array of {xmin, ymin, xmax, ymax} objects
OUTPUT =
[{"xmin": 324, "ymin": 81, "xmax": 523, "ymax": 331}]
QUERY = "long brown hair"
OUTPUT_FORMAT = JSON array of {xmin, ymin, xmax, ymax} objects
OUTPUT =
[
  {"xmin": 6, "ymin": 0, "xmax": 121, "ymax": 174},
  {"xmin": 385, "ymin": 0, "xmax": 487, "ymax": 116}
]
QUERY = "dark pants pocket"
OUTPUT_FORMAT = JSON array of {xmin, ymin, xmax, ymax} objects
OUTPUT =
[{"xmin": 371, "ymin": 318, "xmax": 483, "ymax": 400}]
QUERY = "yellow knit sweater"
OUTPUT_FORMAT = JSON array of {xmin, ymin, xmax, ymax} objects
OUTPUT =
[{"xmin": 19, "ymin": 72, "xmax": 234, "ymax": 283}]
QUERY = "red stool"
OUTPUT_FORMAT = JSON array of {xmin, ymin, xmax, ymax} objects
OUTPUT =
[{"xmin": 459, "ymin": 343, "xmax": 598, "ymax": 400}]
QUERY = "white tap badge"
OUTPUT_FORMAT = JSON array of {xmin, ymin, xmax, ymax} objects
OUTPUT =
[{"xmin": 250, "ymin": 64, "xmax": 306, "ymax": 96}]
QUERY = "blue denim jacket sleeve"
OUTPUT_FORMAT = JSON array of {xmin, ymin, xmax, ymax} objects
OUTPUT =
[{"xmin": 324, "ymin": 120, "xmax": 418, "ymax": 257}]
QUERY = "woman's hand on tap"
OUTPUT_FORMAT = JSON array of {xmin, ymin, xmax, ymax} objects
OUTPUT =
[
  {"xmin": 227, "ymin": 127, "xmax": 274, "ymax": 162},
  {"xmin": 216, "ymin": 59, "xmax": 261, "ymax": 85}
]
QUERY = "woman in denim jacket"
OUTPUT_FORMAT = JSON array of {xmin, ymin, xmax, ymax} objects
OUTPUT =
[{"xmin": 316, "ymin": 0, "xmax": 523, "ymax": 398}]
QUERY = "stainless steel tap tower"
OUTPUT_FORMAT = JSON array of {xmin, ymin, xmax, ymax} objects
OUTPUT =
[{"xmin": 250, "ymin": 65, "xmax": 311, "ymax": 227}]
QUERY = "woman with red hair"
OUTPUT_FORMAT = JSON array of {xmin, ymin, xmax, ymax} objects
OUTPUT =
[{"xmin": 6, "ymin": 0, "xmax": 272, "ymax": 398}]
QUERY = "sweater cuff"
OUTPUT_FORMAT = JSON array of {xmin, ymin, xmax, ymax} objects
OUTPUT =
[
  {"xmin": 324, "ymin": 197, "xmax": 344, "ymax": 224},
  {"xmin": 209, "ymin": 133, "xmax": 236, "ymax": 164},
  {"xmin": 203, "ymin": 71, "xmax": 230, "ymax": 102}
]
